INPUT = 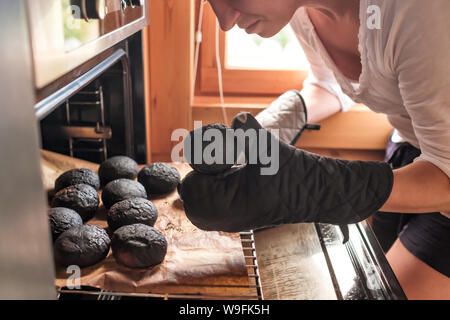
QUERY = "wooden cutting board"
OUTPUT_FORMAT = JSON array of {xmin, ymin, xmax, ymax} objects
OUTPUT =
[{"xmin": 42, "ymin": 150, "xmax": 254, "ymax": 297}]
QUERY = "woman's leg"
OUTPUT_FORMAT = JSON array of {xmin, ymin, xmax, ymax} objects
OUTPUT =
[{"xmin": 387, "ymin": 239, "xmax": 450, "ymax": 300}]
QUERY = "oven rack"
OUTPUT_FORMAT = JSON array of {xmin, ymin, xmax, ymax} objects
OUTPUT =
[
  {"xmin": 57, "ymin": 231, "xmax": 262, "ymax": 300},
  {"xmin": 36, "ymin": 49, "xmax": 136, "ymax": 162},
  {"xmin": 65, "ymin": 86, "xmax": 109, "ymax": 162}
]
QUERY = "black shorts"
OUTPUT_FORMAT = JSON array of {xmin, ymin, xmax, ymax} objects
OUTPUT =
[{"xmin": 372, "ymin": 138, "xmax": 450, "ymax": 278}]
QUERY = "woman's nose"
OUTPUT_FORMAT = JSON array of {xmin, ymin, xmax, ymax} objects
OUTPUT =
[{"xmin": 208, "ymin": 0, "xmax": 241, "ymax": 31}]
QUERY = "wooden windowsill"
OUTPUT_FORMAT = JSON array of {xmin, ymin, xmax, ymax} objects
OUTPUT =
[{"xmin": 192, "ymin": 95, "xmax": 393, "ymax": 152}]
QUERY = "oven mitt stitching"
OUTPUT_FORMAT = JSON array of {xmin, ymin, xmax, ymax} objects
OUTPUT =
[{"xmin": 178, "ymin": 112, "xmax": 394, "ymax": 233}]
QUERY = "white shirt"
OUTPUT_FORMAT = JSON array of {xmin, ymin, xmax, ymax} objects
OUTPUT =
[{"xmin": 289, "ymin": 0, "xmax": 450, "ymax": 181}]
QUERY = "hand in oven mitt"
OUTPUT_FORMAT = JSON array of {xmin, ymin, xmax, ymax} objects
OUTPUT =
[
  {"xmin": 178, "ymin": 112, "xmax": 394, "ymax": 233},
  {"xmin": 255, "ymin": 89, "xmax": 319, "ymax": 145}
]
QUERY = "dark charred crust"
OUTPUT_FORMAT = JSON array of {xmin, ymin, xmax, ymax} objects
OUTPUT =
[
  {"xmin": 107, "ymin": 198, "xmax": 158, "ymax": 231},
  {"xmin": 54, "ymin": 168, "xmax": 100, "ymax": 192},
  {"xmin": 54, "ymin": 224, "xmax": 111, "ymax": 268},
  {"xmin": 48, "ymin": 207, "xmax": 83, "ymax": 242},
  {"xmin": 111, "ymin": 223, "xmax": 167, "ymax": 269},
  {"xmin": 98, "ymin": 156, "xmax": 139, "ymax": 186},
  {"xmin": 138, "ymin": 163, "xmax": 181, "ymax": 195},
  {"xmin": 51, "ymin": 184, "xmax": 100, "ymax": 222},
  {"xmin": 101, "ymin": 179, "xmax": 147, "ymax": 209}
]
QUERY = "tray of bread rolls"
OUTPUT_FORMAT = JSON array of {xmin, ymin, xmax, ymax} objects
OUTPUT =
[{"xmin": 41, "ymin": 150, "xmax": 254, "ymax": 297}]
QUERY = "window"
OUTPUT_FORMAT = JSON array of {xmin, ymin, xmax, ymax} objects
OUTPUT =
[
  {"xmin": 197, "ymin": 2, "xmax": 309, "ymax": 96},
  {"xmin": 226, "ymin": 25, "xmax": 309, "ymax": 71}
]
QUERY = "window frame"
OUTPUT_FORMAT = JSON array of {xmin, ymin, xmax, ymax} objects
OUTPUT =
[{"xmin": 197, "ymin": 2, "xmax": 308, "ymax": 96}]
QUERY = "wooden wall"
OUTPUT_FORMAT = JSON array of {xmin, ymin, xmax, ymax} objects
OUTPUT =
[{"xmin": 143, "ymin": 0, "xmax": 195, "ymax": 162}]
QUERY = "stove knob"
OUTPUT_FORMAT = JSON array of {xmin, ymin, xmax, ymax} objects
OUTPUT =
[{"xmin": 84, "ymin": 0, "xmax": 107, "ymax": 19}]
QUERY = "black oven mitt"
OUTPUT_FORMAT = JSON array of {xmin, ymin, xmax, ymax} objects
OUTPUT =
[{"xmin": 178, "ymin": 112, "xmax": 394, "ymax": 233}]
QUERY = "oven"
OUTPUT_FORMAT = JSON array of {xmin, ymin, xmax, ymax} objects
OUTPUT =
[
  {"xmin": 37, "ymin": 46, "xmax": 142, "ymax": 164},
  {"xmin": 32, "ymin": 0, "xmax": 149, "ymax": 164},
  {"xmin": 29, "ymin": 0, "xmax": 148, "ymax": 91},
  {"xmin": 0, "ymin": 0, "xmax": 149, "ymax": 299},
  {"xmin": 0, "ymin": 0, "xmax": 406, "ymax": 301}
]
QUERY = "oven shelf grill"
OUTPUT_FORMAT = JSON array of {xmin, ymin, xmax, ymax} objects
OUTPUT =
[
  {"xmin": 65, "ymin": 85, "xmax": 109, "ymax": 162},
  {"xmin": 57, "ymin": 231, "xmax": 263, "ymax": 300}
]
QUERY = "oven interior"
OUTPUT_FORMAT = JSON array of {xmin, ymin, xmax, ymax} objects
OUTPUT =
[
  {"xmin": 41, "ymin": 64, "xmax": 129, "ymax": 164},
  {"xmin": 39, "ymin": 34, "xmax": 147, "ymax": 165}
]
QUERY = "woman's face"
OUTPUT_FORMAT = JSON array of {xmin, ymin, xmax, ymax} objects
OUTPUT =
[{"xmin": 208, "ymin": 0, "xmax": 303, "ymax": 37}]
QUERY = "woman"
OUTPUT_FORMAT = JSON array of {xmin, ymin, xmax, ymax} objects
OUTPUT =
[{"xmin": 180, "ymin": 0, "xmax": 450, "ymax": 299}]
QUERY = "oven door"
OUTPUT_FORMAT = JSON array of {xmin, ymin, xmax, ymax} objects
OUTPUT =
[{"xmin": 27, "ymin": 0, "xmax": 149, "ymax": 89}]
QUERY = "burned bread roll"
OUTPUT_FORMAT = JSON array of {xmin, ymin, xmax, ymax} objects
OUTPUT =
[
  {"xmin": 98, "ymin": 156, "xmax": 139, "ymax": 186},
  {"xmin": 101, "ymin": 179, "xmax": 147, "ymax": 209},
  {"xmin": 54, "ymin": 224, "xmax": 111, "ymax": 268},
  {"xmin": 48, "ymin": 207, "xmax": 83, "ymax": 242},
  {"xmin": 184, "ymin": 123, "xmax": 236, "ymax": 174},
  {"xmin": 51, "ymin": 184, "xmax": 99, "ymax": 222},
  {"xmin": 138, "ymin": 163, "xmax": 180, "ymax": 195},
  {"xmin": 54, "ymin": 168, "xmax": 100, "ymax": 192},
  {"xmin": 111, "ymin": 223, "xmax": 167, "ymax": 268},
  {"xmin": 107, "ymin": 197, "xmax": 158, "ymax": 231}
]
